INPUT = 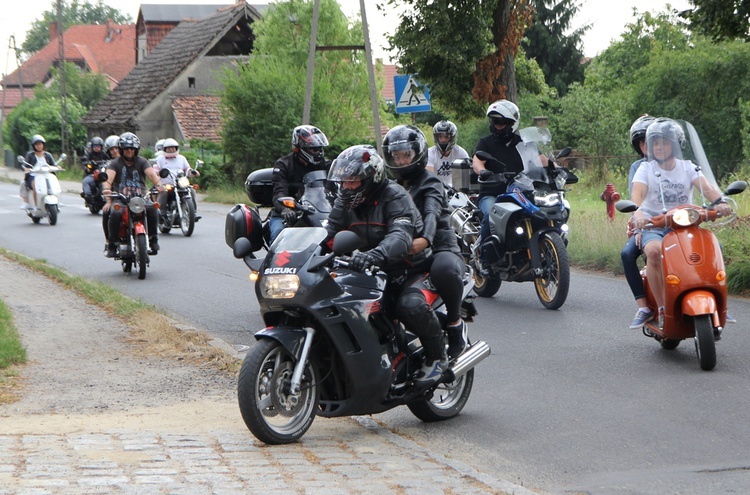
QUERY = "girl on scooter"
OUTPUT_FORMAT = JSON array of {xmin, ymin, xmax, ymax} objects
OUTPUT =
[
  {"xmin": 630, "ymin": 118, "xmax": 731, "ymax": 330},
  {"xmin": 20, "ymin": 134, "xmax": 55, "ymax": 209}
]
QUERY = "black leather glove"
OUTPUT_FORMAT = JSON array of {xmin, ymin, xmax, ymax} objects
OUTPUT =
[
  {"xmin": 281, "ymin": 208, "xmax": 297, "ymax": 224},
  {"xmin": 479, "ymin": 169, "xmax": 494, "ymax": 181},
  {"xmin": 349, "ymin": 251, "xmax": 381, "ymax": 272}
]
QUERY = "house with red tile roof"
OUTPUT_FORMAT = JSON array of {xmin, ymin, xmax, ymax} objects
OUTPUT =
[{"xmin": 0, "ymin": 21, "xmax": 136, "ymax": 118}]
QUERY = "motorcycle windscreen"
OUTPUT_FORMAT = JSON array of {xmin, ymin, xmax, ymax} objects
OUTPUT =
[
  {"xmin": 270, "ymin": 226, "xmax": 328, "ymax": 253},
  {"xmin": 677, "ymin": 120, "xmax": 720, "ymax": 193},
  {"xmin": 515, "ymin": 140, "xmax": 551, "ymax": 183}
]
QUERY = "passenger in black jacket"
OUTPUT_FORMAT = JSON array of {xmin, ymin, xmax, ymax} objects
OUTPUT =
[
  {"xmin": 269, "ymin": 125, "xmax": 331, "ymax": 243},
  {"xmin": 383, "ymin": 125, "xmax": 468, "ymax": 359},
  {"xmin": 81, "ymin": 136, "xmax": 109, "ymax": 200},
  {"xmin": 326, "ymin": 145, "xmax": 448, "ymax": 386}
]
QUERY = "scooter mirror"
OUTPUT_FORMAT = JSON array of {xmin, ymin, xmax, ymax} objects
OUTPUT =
[
  {"xmin": 555, "ymin": 147, "xmax": 572, "ymax": 160},
  {"xmin": 616, "ymin": 200, "xmax": 638, "ymax": 213},
  {"xmin": 195, "ymin": 160, "xmax": 204, "ymax": 169},
  {"xmin": 60, "ymin": 153, "xmax": 67, "ymax": 161},
  {"xmin": 16, "ymin": 155, "xmax": 24, "ymax": 164},
  {"xmin": 725, "ymin": 180, "xmax": 748, "ymax": 196},
  {"xmin": 332, "ymin": 230, "xmax": 365, "ymax": 255}
]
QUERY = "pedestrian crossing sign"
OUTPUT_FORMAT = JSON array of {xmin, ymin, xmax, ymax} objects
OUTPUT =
[{"xmin": 394, "ymin": 75, "xmax": 431, "ymax": 114}]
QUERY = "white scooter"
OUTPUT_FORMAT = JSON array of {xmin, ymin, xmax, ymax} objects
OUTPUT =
[{"xmin": 18, "ymin": 153, "xmax": 66, "ymax": 225}]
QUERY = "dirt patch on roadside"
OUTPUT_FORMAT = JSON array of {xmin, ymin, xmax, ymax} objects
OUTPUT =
[{"xmin": 0, "ymin": 256, "xmax": 239, "ymax": 432}]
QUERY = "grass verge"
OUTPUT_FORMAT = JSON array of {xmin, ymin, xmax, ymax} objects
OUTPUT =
[
  {"xmin": 0, "ymin": 249, "xmax": 241, "ymax": 380},
  {"xmin": 0, "ymin": 298, "xmax": 27, "ymax": 404}
]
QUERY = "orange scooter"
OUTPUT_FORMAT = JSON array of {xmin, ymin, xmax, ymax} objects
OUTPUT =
[{"xmin": 617, "ymin": 180, "xmax": 746, "ymax": 371}]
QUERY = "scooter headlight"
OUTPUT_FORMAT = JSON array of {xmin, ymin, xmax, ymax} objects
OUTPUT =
[
  {"xmin": 672, "ymin": 208, "xmax": 701, "ymax": 227},
  {"xmin": 177, "ymin": 176, "xmax": 190, "ymax": 188},
  {"xmin": 534, "ymin": 191, "xmax": 561, "ymax": 207},
  {"xmin": 128, "ymin": 196, "xmax": 146, "ymax": 214},
  {"xmin": 260, "ymin": 275, "xmax": 300, "ymax": 299}
]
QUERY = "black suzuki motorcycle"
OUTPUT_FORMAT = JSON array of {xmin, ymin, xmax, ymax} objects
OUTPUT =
[
  {"xmin": 449, "ymin": 126, "xmax": 577, "ymax": 309},
  {"xmin": 228, "ymin": 227, "xmax": 488, "ymax": 445}
]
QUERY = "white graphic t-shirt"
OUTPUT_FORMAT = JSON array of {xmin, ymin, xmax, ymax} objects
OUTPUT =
[
  {"xmin": 632, "ymin": 158, "xmax": 699, "ymax": 218},
  {"xmin": 426, "ymin": 145, "xmax": 470, "ymax": 187}
]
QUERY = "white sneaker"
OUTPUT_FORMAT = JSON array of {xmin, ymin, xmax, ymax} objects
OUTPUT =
[{"xmin": 19, "ymin": 203, "xmax": 32, "ymax": 210}]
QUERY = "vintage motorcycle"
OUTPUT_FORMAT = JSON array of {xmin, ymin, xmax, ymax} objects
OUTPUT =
[
  {"xmin": 155, "ymin": 160, "xmax": 202, "ymax": 237},
  {"xmin": 228, "ymin": 225, "xmax": 487, "ymax": 444},
  {"xmin": 449, "ymin": 127, "xmax": 577, "ymax": 309},
  {"xmin": 104, "ymin": 188, "xmax": 158, "ymax": 280},
  {"xmin": 17, "ymin": 153, "xmax": 67, "ymax": 225},
  {"xmin": 81, "ymin": 160, "xmax": 108, "ymax": 214}
]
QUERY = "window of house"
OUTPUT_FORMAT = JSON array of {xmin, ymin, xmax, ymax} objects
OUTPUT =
[{"xmin": 188, "ymin": 77, "xmax": 195, "ymax": 88}]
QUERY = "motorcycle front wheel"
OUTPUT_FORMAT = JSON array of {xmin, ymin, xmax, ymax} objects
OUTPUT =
[
  {"xmin": 408, "ymin": 368, "xmax": 474, "ymax": 422},
  {"xmin": 237, "ymin": 339, "xmax": 318, "ymax": 445},
  {"xmin": 46, "ymin": 204, "xmax": 58, "ymax": 226},
  {"xmin": 693, "ymin": 315, "xmax": 716, "ymax": 371},
  {"xmin": 180, "ymin": 198, "xmax": 195, "ymax": 237},
  {"xmin": 534, "ymin": 232, "xmax": 570, "ymax": 310},
  {"xmin": 136, "ymin": 234, "xmax": 148, "ymax": 280}
]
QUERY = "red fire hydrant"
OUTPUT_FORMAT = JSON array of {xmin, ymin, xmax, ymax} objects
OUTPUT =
[{"xmin": 600, "ymin": 183, "xmax": 620, "ymax": 221}]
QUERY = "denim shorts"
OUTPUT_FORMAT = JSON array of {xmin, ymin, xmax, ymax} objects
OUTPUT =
[{"xmin": 640, "ymin": 227, "xmax": 672, "ymax": 249}]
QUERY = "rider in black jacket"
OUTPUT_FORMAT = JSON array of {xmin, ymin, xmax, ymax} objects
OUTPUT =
[
  {"xmin": 326, "ymin": 145, "xmax": 449, "ymax": 385},
  {"xmin": 269, "ymin": 125, "xmax": 331, "ymax": 243},
  {"xmin": 81, "ymin": 136, "xmax": 109, "ymax": 200},
  {"xmin": 383, "ymin": 125, "xmax": 468, "ymax": 359}
]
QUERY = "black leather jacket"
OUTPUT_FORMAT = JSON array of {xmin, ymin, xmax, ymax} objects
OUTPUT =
[
  {"xmin": 271, "ymin": 153, "xmax": 330, "ymax": 215},
  {"xmin": 400, "ymin": 169, "xmax": 460, "ymax": 255},
  {"xmin": 326, "ymin": 180, "xmax": 430, "ymax": 273}
]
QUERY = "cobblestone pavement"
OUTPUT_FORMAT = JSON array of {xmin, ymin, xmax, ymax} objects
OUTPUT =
[{"xmin": 0, "ymin": 415, "xmax": 536, "ymax": 495}]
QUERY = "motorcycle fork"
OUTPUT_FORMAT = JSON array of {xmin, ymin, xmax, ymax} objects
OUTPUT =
[{"xmin": 290, "ymin": 327, "xmax": 316, "ymax": 395}]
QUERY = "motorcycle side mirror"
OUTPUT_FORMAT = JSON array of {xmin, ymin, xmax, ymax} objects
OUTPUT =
[
  {"xmin": 565, "ymin": 170, "xmax": 579, "ymax": 184},
  {"xmin": 725, "ymin": 180, "xmax": 747, "ymax": 196},
  {"xmin": 616, "ymin": 200, "xmax": 638, "ymax": 213},
  {"xmin": 475, "ymin": 150, "xmax": 503, "ymax": 167},
  {"xmin": 233, "ymin": 237, "xmax": 254, "ymax": 259},
  {"xmin": 59, "ymin": 153, "xmax": 67, "ymax": 161},
  {"xmin": 195, "ymin": 160, "xmax": 204, "ymax": 169},
  {"xmin": 332, "ymin": 230, "xmax": 365, "ymax": 255},
  {"xmin": 555, "ymin": 147, "xmax": 572, "ymax": 160},
  {"xmin": 96, "ymin": 171, "xmax": 110, "ymax": 182},
  {"xmin": 159, "ymin": 168, "xmax": 170, "ymax": 178}
]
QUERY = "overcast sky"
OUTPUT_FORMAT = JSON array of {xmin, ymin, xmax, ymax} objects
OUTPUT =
[{"xmin": 0, "ymin": 0, "xmax": 692, "ymax": 80}]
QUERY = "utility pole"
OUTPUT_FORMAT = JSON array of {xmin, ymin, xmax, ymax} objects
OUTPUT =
[
  {"xmin": 302, "ymin": 0, "xmax": 384, "ymax": 153},
  {"xmin": 57, "ymin": 0, "xmax": 69, "ymax": 158}
]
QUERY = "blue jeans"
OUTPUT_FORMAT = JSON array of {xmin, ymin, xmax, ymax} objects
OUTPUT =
[
  {"xmin": 621, "ymin": 235, "xmax": 645, "ymax": 301},
  {"xmin": 269, "ymin": 215, "xmax": 285, "ymax": 245},
  {"xmin": 82, "ymin": 175, "xmax": 97, "ymax": 197},
  {"xmin": 478, "ymin": 195, "xmax": 496, "ymax": 263}
]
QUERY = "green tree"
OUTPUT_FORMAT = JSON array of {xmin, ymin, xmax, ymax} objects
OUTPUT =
[
  {"xmin": 221, "ymin": 0, "xmax": 376, "ymax": 177},
  {"xmin": 46, "ymin": 62, "xmax": 110, "ymax": 110},
  {"xmin": 3, "ymin": 90, "xmax": 88, "ymax": 154},
  {"xmin": 682, "ymin": 0, "xmax": 750, "ymax": 41},
  {"xmin": 22, "ymin": 0, "xmax": 132, "ymax": 56},
  {"xmin": 521, "ymin": 0, "xmax": 589, "ymax": 96},
  {"xmin": 385, "ymin": 0, "xmax": 534, "ymax": 119}
]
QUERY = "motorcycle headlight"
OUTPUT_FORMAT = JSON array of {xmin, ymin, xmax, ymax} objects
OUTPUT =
[
  {"xmin": 260, "ymin": 275, "xmax": 300, "ymax": 299},
  {"xmin": 534, "ymin": 192, "xmax": 561, "ymax": 207},
  {"xmin": 672, "ymin": 207, "xmax": 701, "ymax": 227},
  {"xmin": 129, "ymin": 196, "xmax": 146, "ymax": 214},
  {"xmin": 177, "ymin": 176, "xmax": 190, "ymax": 188}
]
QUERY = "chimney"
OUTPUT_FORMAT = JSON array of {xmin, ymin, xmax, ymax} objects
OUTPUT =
[
  {"xmin": 49, "ymin": 22, "xmax": 58, "ymax": 42},
  {"xmin": 105, "ymin": 18, "xmax": 114, "ymax": 42}
]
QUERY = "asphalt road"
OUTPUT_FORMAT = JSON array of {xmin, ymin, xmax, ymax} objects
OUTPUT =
[{"xmin": 2, "ymin": 170, "xmax": 750, "ymax": 495}]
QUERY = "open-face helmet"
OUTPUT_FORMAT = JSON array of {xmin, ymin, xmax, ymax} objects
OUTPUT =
[{"xmin": 646, "ymin": 118, "xmax": 686, "ymax": 162}]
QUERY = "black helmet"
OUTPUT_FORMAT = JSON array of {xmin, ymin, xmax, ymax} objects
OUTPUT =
[
  {"xmin": 382, "ymin": 125, "xmax": 427, "ymax": 182},
  {"xmin": 433, "ymin": 120, "xmax": 457, "ymax": 153},
  {"xmin": 646, "ymin": 118, "xmax": 685, "ymax": 162},
  {"xmin": 629, "ymin": 114, "xmax": 655, "ymax": 157},
  {"xmin": 90, "ymin": 136, "xmax": 104, "ymax": 149},
  {"xmin": 118, "ymin": 132, "xmax": 141, "ymax": 156},
  {"xmin": 327, "ymin": 145, "xmax": 386, "ymax": 209},
  {"xmin": 292, "ymin": 125, "xmax": 329, "ymax": 166}
]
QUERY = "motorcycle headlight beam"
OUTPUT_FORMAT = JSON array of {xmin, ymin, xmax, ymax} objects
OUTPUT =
[
  {"xmin": 177, "ymin": 177, "xmax": 190, "ymax": 188},
  {"xmin": 129, "ymin": 196, "xmax": 146, "ymax": 214},
  {"xmin": 260, "ymin": 275, "xmax": 300, "ymax": 299}
]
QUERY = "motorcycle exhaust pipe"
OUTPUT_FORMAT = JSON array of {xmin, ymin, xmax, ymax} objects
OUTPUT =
[{"xmin": 448, "ymin": 340, "xmax": 491, "ymax": 380}]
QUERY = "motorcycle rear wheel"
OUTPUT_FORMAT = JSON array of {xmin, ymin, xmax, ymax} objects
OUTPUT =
[
  {"xmin": 238, "ymin": 339, "xmax": 318, "ymax": 444},
  {"xmin": 46, "ymin": 204, "xmax": 58, "ymax": 226},
  {"xmin": 693, "ymin": 315, "xmax": 716, "ymax": 371},
  {"xmin": 408, "ymin": 368, "xmax": 474, "ymax": 422},
  {"xmin": 136, "ymin": 234, "xmax": 148, "ymax": 280},
  {"xmin": 180, "ymin": 198, "xmax": 195, "ymax": 237},
  {"xmin": 534, "ymin": 232, "xmax": 569, "ymax": 310}
]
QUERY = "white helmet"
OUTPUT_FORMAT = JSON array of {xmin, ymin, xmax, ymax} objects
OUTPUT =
[
  {"xmin": 162, "ymin": 138, "xmax": 179, "ymax": 158},
  {"xmin": 155, "ymin": 139, "xmax": 165, "ymax": 153},
  {"xmin": 486, "ymin": 100, "xmax": 520, "ymax": 134}
]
